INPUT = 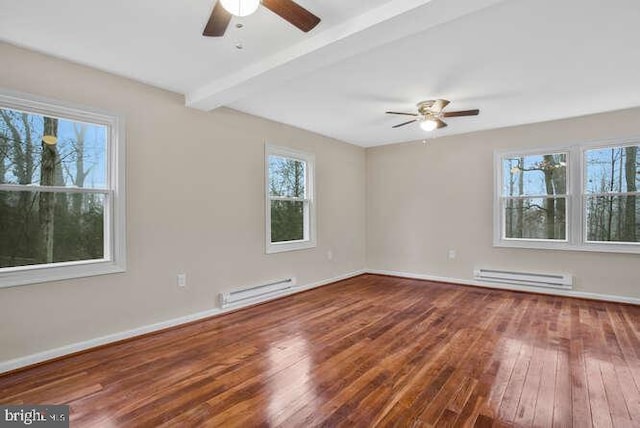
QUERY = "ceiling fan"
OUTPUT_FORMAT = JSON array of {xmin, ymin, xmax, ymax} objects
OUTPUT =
[
  {"xmin": 386, "ymin": 99, "xmax": 480, "ymax": 132},
  {"xmin": 203, "ymin": 0, "xmax": 321, "ymax": 37}
]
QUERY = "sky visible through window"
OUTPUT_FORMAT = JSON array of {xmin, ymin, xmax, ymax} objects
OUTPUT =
[
  {"xmin": 502, "ymin": 153, "xmax": 567, "ymax": 197},
  {"xmin": 269, "ymin": 155, "xmax": 306, "ymax": 198},
  {"xmin": 0, "ymin": 107, "xmax": 107, "ymax": 189},
  {"xmin": 502, "ymin": 148, "xmax": 640, "ymax": 197},
  {"xmin": 585, "ymin": 146, "xmax": 640, "ymax": 194}
]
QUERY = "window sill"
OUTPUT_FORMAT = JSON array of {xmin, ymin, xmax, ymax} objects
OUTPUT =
[
  {"xmin": 0, "ymin": 259, "xmax": 126, "ymax": 289},
  {"xmin": 266, "ymin": 240, "xmax": 317, "ymax": 254},
  {"xmin": 494, "ymin": 240, "xmax": 640, "ymax": 254}
]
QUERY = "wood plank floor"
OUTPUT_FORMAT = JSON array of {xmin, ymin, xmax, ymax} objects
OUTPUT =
[{"xmin": 2, "ymin": 274, "xmax": 640, "ymax": 427}]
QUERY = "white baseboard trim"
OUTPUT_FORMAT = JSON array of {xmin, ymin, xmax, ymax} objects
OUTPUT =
[
  {"xmin": 367, "ymin": 269, "xmax": 640, "ymax": 305},
  {"xmin": 0, "ymin": 269, "xmax": 365, "ymax": 374}
]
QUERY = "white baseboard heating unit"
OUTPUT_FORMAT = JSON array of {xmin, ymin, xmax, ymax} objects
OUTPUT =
[
  {"xmin": 219, "ymin": 277, "xmax": 296, "ymax": 308},
  {"xmin": 474, "ymin": 268, "xmax": 573, "ymax": 290}
]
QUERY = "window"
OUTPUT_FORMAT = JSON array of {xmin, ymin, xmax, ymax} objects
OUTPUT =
[
  {"xmin": 265, "ymin": 144, "xmax": 315, "ymax": 253},
  {"xmin": 585, "ymin": 145, "xmax": 639, "ymax": 244},
  {"xmin": 495, "ymin": 141, "xmax": 640, "ymax": 253},
  {"xmin": 0, "ymin": 91, "xmax": 125, "ymax": 287},
  {"xmin": 501, "ymin": 152, "xmax": 568, "ymax": 241}
]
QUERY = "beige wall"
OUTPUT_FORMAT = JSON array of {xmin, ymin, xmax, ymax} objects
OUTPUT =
[
  {"xmin": 367, "ymin": 108, "xmax": 640, "ymax": 299},
  {"xmin": 2, "ymin": 41, "xmax": 640, "ymax": 365},
  {"xmin": 0, "ymin": 43, "xmax": 366, "ymax": 362}
]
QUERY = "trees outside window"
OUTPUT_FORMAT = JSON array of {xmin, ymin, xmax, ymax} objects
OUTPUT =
[
  {"xmin": 0, "ymin": 92, "xmax": 125, "ymax": 287},
  {"xmin": 502, "ymin": 153, "xmax": 567, "ymax": 240},
  {"xmin": 585, "ymin": 146, "xmax": 638, "ymax": 243},
  {"xmin": 265, "ymin": 145, "xmax": 315, "ymax": 254},
  {"xmin": 495, "ymin": 142, "xmax": 639, "ymax": 253}
]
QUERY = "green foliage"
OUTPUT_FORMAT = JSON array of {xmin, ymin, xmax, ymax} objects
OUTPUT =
[
  {"xmin": 0, "ymin": 191, "xmax": 105, "ymax": 268},
  {"xmin": 271, "ymin": 200, "xmax": 304, "ymax": 242}
]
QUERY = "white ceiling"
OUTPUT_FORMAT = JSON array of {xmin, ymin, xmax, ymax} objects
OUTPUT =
[
  {"xmin": 2, "ymin": 0, "xmax": 640, "ymax": 147},
  {"xmin": 0, "ymin": 0, "xmax": 389, "ymax": 93}
]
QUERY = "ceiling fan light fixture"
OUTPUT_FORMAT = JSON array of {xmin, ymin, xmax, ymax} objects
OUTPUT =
[
  {"xmin": 419, "ymin": 118, "xmax": 438, "ymax": 132},
  {"xmin": 220, "ymin": 0, "xmax": 260, "ymax": 17},
  {"xmin": 42, "ymin": 135, "xmax": 58, "ymax": 145},
  {"xmin": 386, "ymin": 99, "xmax": 478, "ymax": 131}
]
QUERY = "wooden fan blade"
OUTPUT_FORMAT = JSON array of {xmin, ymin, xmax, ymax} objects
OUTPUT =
[
  {"xmin": 442, "ymin": 109, "xmax": 480, "ymax": 118},
  {"xmin": 203, "ymin": 1, "xmax": 232, "ymax": 37},
  {"xmin": 392, "ymin": 120, "xmax": 418, "ymax": 129},
  {"xmin": 385, "ymin": 111, "xmax": 419, "ymax": 117},
  {"xmin": 262, "ymin": 0, "xmax": 321, "ymax": 32},
  {"xmin": 432, "ymin": 99, "xmax": 451, "ymax": 112},
  {"xmin": 436, "ymin": 118, "xmax": 448, "ymax": 129}
]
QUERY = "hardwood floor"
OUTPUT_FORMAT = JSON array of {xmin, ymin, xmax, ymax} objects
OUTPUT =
[{"xmin": 2, "ymin": 274, "xmax": 640, "ymax": 427}]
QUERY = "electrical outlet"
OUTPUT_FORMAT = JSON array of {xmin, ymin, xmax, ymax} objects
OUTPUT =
[
  {"xmin": 177, "ymin": 273, "xmax": 187, "ymax": 287},
  {"xmin": 327, "ymin": 250, "xmax": 334, "ymax": 261},
  {"xmin": 448, "ymin": 250, "xmax": 457, "ymax": 260}
]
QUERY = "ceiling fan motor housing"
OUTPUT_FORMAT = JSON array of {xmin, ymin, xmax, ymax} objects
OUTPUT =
[{"xmin": 417, "ymin": 100, "xmax": 437, "ymax": 113}]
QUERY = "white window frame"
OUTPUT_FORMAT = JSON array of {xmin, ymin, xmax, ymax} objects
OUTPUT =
[
  {"xmin": 581, "ymin": 141, "xmax": 640, "ymax": 253},
  {"xmin": 265, "ymin": 144, "xmax": 316, "ymax": 254},
  {"xmin": 494, "ymin": 138, "xmax": 640, "ymax": 254},
  {"xmin": 0, "ymin": 90, "xmax": 126, "ymax": 287}
]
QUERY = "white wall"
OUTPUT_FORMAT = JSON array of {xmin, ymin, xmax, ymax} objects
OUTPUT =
[
  {"xmin": 367, "ymin": 108, "xmax": 640, "ymax": 300},
  {"xmin": 0, "ymin": 43, "xmax": 366, "ymax": 362}
]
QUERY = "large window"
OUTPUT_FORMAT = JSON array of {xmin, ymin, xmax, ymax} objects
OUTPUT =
[
  {"xmin": 495, "ymin": 141, "xmax": 639, "ymax": 253},
  {"xmin": 0, "ymin": 91, "xmax": 125, "ymax": 287},
  {"xmin": 265, "ymin": 144, "xmax": 315, "ymax": 254}
]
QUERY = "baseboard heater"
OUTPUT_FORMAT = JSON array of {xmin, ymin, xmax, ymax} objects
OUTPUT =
[
  {"xmin": 473, "ymin": 268, "xmax": 573, "ymax": 290},
  {"xmin": 219, "ymin": 277, "xmax": 296, "ymax": 308}
]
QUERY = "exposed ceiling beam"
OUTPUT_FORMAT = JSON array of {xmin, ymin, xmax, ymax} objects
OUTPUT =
[{"xmin": 186, "ymin": 0, "xmax": 508, "ymax": 111}]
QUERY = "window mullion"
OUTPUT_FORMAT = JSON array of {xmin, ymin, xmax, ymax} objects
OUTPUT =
[
  {"xmin": 569, "ymin": 146, "xmax": 581, "ymax": 247},
  {"xmin": 0, "ymin": 184, "xmax": 109, "ymax": 194},
  {"xmin": 269, "ymin": 196, "xmax": 307, "ymax": 202},
  {"xmin": 501, "ymin": 194, "xmax": 568, "ymax": 200},
  {"xmin": 584, "ymin": 191, "xmax": 640, "ymax": 197}
]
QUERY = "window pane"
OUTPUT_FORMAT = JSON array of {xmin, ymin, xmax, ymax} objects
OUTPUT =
[
  {"xmin": 268, "ymin": 155, "xmax": 306, "ymax": 198},
  {"xmin": 585, "ymin": 145, "xmax": 639, "ymax": 194},
  {"xmin": 271, "ymin": 200, "xmax": 304, "ymax": 243},
  {"xmin": 586, "ymin": 195, "xmax": 639, "ymax": 242},
  {"xmin": 502, "ymin": 153, "xmax": 567, "ymax": 196},
  {"xmin": 0, "ymin": 190, "xmax": 105, "ymax": 268},
  {"xmin": 504, "ymin": 197, "xmax": 567, "ymax": 240},
  {"xmin": 0, "ymin": 107, "xmax": 107, "ymax": 188}
]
